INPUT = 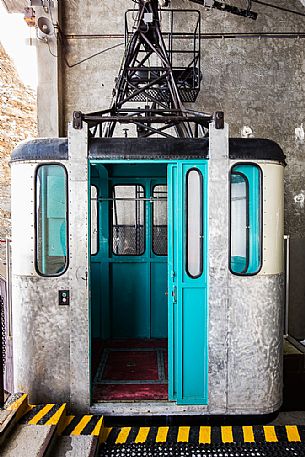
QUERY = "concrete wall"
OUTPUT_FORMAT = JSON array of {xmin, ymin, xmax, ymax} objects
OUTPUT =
[
  {"xmin": 33, "ymin": 0, "xmax": 305, "ymax": 337},
  {"xmin": 57, "ymin": 0, "xmax": 305, "ymax": 339}
]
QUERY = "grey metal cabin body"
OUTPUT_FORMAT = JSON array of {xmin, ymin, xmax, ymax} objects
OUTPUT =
[{"xmin": 10, "ymin": 122, "xmax": 285, "ymax": 415}]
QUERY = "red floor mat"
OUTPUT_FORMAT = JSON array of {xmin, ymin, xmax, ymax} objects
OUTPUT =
[
  {"xmin": 93, "ymin": 383, "xmax": 168, "ymax": 401},
  {"xmin": 102, "ymin": 350, "xmax": 159, "ymax": 381},
  {"xmin": 92, "ymin": 340, "xmax": 168, "ymax": 401}
]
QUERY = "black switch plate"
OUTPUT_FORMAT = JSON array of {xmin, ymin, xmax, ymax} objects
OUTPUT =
[{"xmin": 59, "ymin": 290, "xmax": 70, "ymax": 306}]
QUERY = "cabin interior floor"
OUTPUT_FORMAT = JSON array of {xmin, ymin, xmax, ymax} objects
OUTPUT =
[{"xmin": 92, "ymin": 339, "xmax": 168, "ymax": 402}]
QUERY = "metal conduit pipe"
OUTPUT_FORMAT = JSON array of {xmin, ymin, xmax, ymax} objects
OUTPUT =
[
  {"xmin": 284, "ymin": 234, "xmax": 290, "ymax": 338},
  {"xmin": 64, "ymin": 32, "xmax": 305, "ymax": 40},
  {"xmin": 0, "ymin": 295, "xmax": 3, "ymax": 407},
  {"xmin": 0, "ymin": 238, "xmax": 10, "ymax": 407}
]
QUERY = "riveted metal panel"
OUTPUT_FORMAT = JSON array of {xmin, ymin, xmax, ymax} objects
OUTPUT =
[
  {"xmin": 67, "ymin": 123, "xmax": 90, "ymax": 412},
  {"xmin": 207, "ymin": 122, "xmax": 230, "ymax": 414}
]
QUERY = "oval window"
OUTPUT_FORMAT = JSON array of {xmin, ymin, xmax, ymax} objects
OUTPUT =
[
  {"xmin": 35, "ymin": 164, "xmax": 68, "ymax": 276},
  {"xmin": 186, "ymin": 168, "xmax": 203, "ymax": 278},
  {"xmin": 230, "ymin": 164, "xmax": 262, "ymax": 275}
]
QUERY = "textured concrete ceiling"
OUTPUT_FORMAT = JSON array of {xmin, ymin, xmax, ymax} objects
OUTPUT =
[
  {"xmin": 1, "ymin": 0, "xmax": 305, "ymax": 13},
  {"xmin": 1, "ymin": 0, "xmax": 28, "ymax": 13}
]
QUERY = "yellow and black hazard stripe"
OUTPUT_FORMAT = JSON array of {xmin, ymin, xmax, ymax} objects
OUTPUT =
[
  {"xmin": 100, "ymin": 425, "xmax": 305, "ymax": 445},
  {"xmin": 61, "ymin": 415, "xmax": 103, "ymax": 436},
  {"xmin": 20, "ymin": 404, "xmax": 104, "ymax": 437},
  {"xmin": 5, "ymin": 393, "xmax": 29, "ymax": 421},
  {"xmin": 19, "ymin": 404, "xmax": 305, "ymax": 445},
  {"xmin": 20, "ymin": 403, "xmax": 65, "ymax": 426}
]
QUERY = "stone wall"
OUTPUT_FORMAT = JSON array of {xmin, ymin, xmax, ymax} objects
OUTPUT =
[{"xmin": 0, "ymin": 42, "xmax": 37, "ymax": 267}]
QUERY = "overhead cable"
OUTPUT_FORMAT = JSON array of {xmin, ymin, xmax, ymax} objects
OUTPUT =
[
  {"xmin": 251, "ymin": 0, "xmax": 305, "ymax": 17},
  {"xmin": 46, "ymin": 35, "xmax": 124, "ymax": 67}
]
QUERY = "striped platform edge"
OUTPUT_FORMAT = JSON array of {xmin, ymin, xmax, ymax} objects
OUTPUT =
[
  {"xmin": 99, "ymin": 425, "xmax": 305, "ymax": 445},
  {"xmin": 4, "ymin": 395, "xmax": 104, "ymax": 441},
  {"xmin": 5, "ymin": 393, "xmax": 31, "ymax": 422},
  {"xmin": 17, "ymin": 403, "xmax": 305, "ymax": 446},
  {"xmin": 4, "ymin": 398, "xmax": 305, "ymax": 446},
  {"xmin": 19, "ymin": 402, "xmax": 104, "ymax": 438}
]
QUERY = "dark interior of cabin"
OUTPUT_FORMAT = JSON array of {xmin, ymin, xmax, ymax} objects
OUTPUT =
[{"xmin": 90, "ymin": 163, "xmax": 168, "ymax": 402}]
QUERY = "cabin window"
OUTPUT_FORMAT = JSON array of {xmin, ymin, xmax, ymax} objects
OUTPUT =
[
  {"xmin": 91, "ymin": 185, "xmax": 98, "ymax": 255},
  {"xmin": 230, "ymin": 164, "xmax": 262, "ymax": 275},
  {"xmin": 112, "ymin": 185, "xmax": 145, "ymax": 256},
  {"xmin": 152, "ymin": 185, "xmax": 167, "ymax": 256},
  {"xmin": 35, "ymin": 164, "xmax": 68, "ymax": 276},
  {"xmin": 186, "ymin": 168, "xmax": 203, "ymax": 278}
]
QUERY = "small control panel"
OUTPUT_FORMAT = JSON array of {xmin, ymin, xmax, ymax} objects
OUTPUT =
[{"xmin": 59, "ymin": 290, "xmax": 70, "ymax": 306}]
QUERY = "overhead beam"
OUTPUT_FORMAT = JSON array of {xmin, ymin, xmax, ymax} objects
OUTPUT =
[{"xmin": 189, "ymin": 0, "xmax": 257, "ymax": 20}]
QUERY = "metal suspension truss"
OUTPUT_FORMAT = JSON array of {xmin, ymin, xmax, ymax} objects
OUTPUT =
[
  {"xmin": 73, "ymin": 0, "xmax": 256, "ymax": 137},
  {"xmin": 73, "ymin": 0, "xmax": 215, "ymax": 137}
]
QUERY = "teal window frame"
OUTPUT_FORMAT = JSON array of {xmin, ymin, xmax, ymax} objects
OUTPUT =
[
  {"xmin": 111, "ymin": 184, "xmax": 146, "ymax": 257},
  {"xmin": 152, "ymin": 184, "xmax": 168, "ymax": 256},
  {"xmin": 35, "ymin": 163, "xmax": 69, "ymax": 277},
  {"xmin": 230, "ymin": 163, "xmax": 262, "ymax": 276},
  {"xmin": 185, "ymin": 168, "xmax": 203, "ymax": 279},
  {"xmin": 90, "ymin": 184, "xmax": 99, "ymax": 256}
]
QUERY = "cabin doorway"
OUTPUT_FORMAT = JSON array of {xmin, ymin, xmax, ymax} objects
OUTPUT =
[
  {"xmin": 90, "ymin": 163, "xmax": 168, "ymax": 402},
  {"xmin": 89, "ymin": 160, "xmax": 208, "ymax": 406}
]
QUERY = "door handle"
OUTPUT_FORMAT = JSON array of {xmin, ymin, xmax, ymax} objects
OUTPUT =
[
  {"xmin": 172, "ymin": 286, "xmax": 177, "ymax": 304},
  {"xmin": 81, "ymin": 271, "xmax": 88, "ymax": 284}
]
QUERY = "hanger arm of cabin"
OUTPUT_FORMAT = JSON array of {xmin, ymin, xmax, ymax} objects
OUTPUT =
[{"xmin": 185, "ymin": 0, "xmax": 257, "ymax": 20}]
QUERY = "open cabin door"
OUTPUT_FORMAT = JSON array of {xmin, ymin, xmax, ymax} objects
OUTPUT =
[{"xmin": 168, "ymin": 162, "xmax": 208, "ymax": 405}]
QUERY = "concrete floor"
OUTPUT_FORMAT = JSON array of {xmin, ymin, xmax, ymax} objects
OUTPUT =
[
  {"xmin": 269, "ymin": 338, "xmax": 305, "ymax": 424},
  {"xmin": 270, "ymin": 411, "xmax": 305, "ymax": 425}
]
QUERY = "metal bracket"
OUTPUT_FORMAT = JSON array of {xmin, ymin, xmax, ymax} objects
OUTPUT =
[
  {"xmin": 214, "ymin": 111, "xmax": 224, "ymax": 129},
  {"xmin": 73, "ymin": 111, "xmax": 83, "ymax": 130}
]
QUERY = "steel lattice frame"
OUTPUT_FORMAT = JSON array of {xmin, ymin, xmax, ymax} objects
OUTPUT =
[
  {"xmin": 73, "ymin": 0, "xmax": 218, "ymax": 137},
  {"xmin": 73, "ymin": 0, "xmax": 256, "ymax": 136}
]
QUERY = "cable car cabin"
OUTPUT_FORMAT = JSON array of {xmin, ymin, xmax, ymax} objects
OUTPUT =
[{"xmin": 10, "ymin": 122, "xmax": 285, "ymax": 416}]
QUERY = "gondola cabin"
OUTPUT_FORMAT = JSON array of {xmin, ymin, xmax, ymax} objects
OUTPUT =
[{"xmin": 10, "ymin": 122, "xmax": 285, "ymax": 415}]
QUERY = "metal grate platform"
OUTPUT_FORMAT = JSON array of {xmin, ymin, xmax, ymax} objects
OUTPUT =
[
  {"xmin": 126, "ymin": 88, "xmax": 200, "ymax": 103},
  {"xmin": 99, "ymin": 442, "xmax": 305, "ymax": 456}
]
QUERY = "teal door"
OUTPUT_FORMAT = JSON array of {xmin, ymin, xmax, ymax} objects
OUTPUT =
[{"xmin": 168, "ymin": 161, "xmax": 208, "ymax": 405}]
